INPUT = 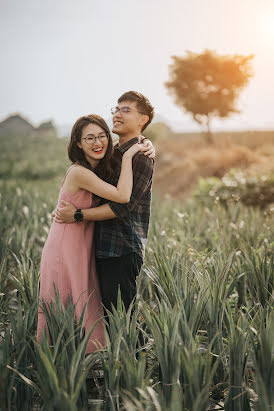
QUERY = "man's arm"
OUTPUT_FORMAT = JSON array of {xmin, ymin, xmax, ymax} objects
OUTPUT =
[{"xmin": 54, "ymin": 202, "xmax": 116, "ymax": 223}]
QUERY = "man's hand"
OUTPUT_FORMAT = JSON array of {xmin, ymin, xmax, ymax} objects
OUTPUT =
[{"xmin": 54, "ymin": 200, "xmax": 77, "ymax": 223}]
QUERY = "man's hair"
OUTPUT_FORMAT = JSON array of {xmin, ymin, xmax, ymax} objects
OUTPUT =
[{"xmin": 118, "ymin": 91, "xmax": 154, "ymax": 132}]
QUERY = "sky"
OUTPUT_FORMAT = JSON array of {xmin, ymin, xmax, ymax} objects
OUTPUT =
[{"xmin": 1, "ymin": 0, "xmax": 274, "ymax": 133}]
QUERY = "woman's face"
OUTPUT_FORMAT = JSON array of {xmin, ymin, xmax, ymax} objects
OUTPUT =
[{"xmin": 77, "ymin": 123, "xmax": 109, "ymax": 165}]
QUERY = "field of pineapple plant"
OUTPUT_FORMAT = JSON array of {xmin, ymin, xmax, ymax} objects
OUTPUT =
[{"xmin": 0, "ymin": 134, "xmax": 273, "ymax": 410}]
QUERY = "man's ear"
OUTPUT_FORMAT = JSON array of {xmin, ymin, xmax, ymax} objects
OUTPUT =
[{"xmin": 141, "ymin": 114, "xmax": 149, "ymax": 129}]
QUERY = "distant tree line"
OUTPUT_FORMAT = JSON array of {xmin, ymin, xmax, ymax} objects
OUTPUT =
[{"xmin": 0, "ymin": 114, "xmax": 57, "ymax": 138}]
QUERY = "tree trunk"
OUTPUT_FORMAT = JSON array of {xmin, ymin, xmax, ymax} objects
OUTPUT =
[{"xmin": 205, "ymin": 116, "xmax": 214, "ymax": 144}]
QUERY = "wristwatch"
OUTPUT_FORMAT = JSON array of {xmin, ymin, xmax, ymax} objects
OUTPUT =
[{"xmin": 74, "ymin": 209, "xmax": 83, "ymax": 222}]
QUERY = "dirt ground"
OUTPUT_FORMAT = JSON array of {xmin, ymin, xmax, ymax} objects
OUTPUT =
[{"xmin": 152, "ymin": 130, "xmax": 274, "ymax": 198}]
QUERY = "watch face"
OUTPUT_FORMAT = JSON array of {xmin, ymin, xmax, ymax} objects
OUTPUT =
[{"xmin": 74, "ymin": 210, "xmax": 83, "ymax": 221}]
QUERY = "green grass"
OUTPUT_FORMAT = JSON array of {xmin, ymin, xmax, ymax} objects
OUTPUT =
[{"xmin": 0, "ymin": 134, "xmax": 273, "ymax": 410}]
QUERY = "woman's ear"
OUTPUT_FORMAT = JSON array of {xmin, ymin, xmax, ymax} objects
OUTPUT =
[{"xmin": 77, "ymin": 141, "xmax": 82, "ymax": 150}]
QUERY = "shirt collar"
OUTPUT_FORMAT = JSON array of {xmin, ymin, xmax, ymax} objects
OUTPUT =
[{"xmin": 115, "ymin": 137, "xmax": 140, "ymax": 154}]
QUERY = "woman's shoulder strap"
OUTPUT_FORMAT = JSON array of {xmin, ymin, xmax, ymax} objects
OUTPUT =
[{"xmin": 61, "ymin": 164, "xmax": 78, "ymax": 186}]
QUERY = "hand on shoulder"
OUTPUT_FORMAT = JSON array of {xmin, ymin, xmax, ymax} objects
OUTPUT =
[
  {"xmin": 139, "ymin": 137, "xmax": 155, "ymax": 159},
  {"xmin": 124, "ymin": 143, "xmax": 143, "ymax": 158}
]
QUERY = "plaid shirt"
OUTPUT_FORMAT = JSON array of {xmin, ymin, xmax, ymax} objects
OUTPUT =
[{"xmin": 95, "ymin": 137, "xmax": 154, "ymax": 260}]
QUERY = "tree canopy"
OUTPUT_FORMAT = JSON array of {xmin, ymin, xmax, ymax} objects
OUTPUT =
[{"xmin": 165, "ymin": 50, "xmax": 253, "ymax": 143}]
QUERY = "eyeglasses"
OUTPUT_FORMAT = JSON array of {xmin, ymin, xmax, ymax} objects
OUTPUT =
[
  {"xmin": 111, "ymin": 106, "xmax": 145, "ymax": 116},
  {"xmin": 82, "ymin": 133, "xmax": 108, "ymax": 144}
]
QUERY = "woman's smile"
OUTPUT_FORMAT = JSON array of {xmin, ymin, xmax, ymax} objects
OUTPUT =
[{"xmin": 92, "ymin": 147, "xmax": 104, "ymax": 154}]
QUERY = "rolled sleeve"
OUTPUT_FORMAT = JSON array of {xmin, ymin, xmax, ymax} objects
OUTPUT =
[
  {"xmin": 109, "ymin": 153, "xmax": 154, "ymax": 220},
  {"xmin": 109, "ymin": 201, "xmax": 129, "ymax": 221}
]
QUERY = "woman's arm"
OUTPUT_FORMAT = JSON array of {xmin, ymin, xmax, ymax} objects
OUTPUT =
[{"xmin": 69, "ymin": 143, "xmax": 143, "ymax": 203}]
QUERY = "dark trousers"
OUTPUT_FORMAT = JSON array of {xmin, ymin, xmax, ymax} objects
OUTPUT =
[
  {"xmin": 96, "ymin": 252, "xmax": 144, "ymax": 352},
  {"xmin": 96, "ymin": 252, "xmax": 143, "ymax": 315}
]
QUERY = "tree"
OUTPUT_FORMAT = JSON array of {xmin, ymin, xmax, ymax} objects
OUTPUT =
[{"xmin": 165, "ymin": 50, "xmax": 253, "ymax": 143}]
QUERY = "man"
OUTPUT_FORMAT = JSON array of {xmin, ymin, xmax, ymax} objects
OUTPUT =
[{"xmin": 55, "ymin": 91, "xmax": 155, "ymax": 315}]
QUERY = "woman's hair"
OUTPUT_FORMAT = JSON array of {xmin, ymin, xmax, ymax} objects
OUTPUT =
[{"xmin": 67, "ymin": 114, "xmax": 114, "ymax": 179}]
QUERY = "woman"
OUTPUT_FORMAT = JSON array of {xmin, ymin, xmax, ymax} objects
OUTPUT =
[{"xmin": 37, "ymin": 114, "xmax": 153, "ymax": 352}]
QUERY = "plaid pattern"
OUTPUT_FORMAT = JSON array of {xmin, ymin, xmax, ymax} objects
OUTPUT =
[{"xmin": 95, "ymin": 137, "xmax": 154, "ymax": 260}]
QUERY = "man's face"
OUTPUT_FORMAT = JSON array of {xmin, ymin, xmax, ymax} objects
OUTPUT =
[{"xmin": 112, "ymin": 101, "xmax": 147, "ymax": 136}]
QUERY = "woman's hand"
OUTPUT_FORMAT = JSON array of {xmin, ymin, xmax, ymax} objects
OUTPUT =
[
  {"xmin": 123, "ymin": 142, "xmax": 144, "ymax": 158},
  {"xmin": 140, "ymin": 137, "xmax": 155, "ymax": 159}
]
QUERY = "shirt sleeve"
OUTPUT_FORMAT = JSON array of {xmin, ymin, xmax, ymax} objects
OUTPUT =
[{"xmin": 108, "ymin": 153, "xmax": 154, "ymax": 220}]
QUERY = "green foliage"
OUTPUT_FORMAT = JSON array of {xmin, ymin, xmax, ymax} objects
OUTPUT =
[
  {"xmin": 29, "ymin": 290, "xmax": 98, "ymax": 411},
  {"xmin": 0, "ymin": 299, "xmax": 37, "ymax": 410},
  {"xmin": 250, "ymin": 309, "xmax": 274, "ymax": 411},
  {"xmin": 194, "ymin": 169, "xmax": 274, "ymax": 210},
  {"xmin": 224, "ymin": 311, "xmax": 251, "ymax": 411},
  {"xmin": 0, "ymin": 134, "xmax": 273, "ymax": 409},
  {"xmin": 165, "ymin": 50, "xmax": 253, "ymax": 141},
  {"xmin": 0, "ymin": 134, "xmax": 69, "ymax": 180},
  {"xmin": 97, "ymin": 291, "xmax": 153, "ymax": 409}
]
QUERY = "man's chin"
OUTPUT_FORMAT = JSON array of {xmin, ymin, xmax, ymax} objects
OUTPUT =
[{"xmin": 112, "ymin": 126, "xmax": 122, "ymax": 135}]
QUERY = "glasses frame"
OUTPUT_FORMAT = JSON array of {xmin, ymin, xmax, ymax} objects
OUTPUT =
[
  {"xmin": 82, "ymin": 133, "xmax": 109, "ymax": 145},
  {"xmin": 111, "ymin": 106, "xmax": 145, "ymax": 116}
]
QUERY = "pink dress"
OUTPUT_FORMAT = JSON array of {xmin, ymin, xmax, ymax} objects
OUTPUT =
[{"xmin": 37, "ymin": 165, "xmax": 106, "ymax": 352}]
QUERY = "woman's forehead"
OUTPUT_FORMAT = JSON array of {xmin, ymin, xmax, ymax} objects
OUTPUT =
[{"xmin": 82, "ymin": 122, "xmax": 105, "ymax": 135}]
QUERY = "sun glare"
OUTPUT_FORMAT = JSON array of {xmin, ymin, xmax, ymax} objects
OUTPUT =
[{"xmin": 265, "ymin": 14, "xmax": 274, "ymax": 38}]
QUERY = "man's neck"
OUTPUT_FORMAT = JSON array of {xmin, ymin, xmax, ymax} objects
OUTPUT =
[{"xmin": 118, "ymin": 133, "xmax": 140, "ymax": 146}]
